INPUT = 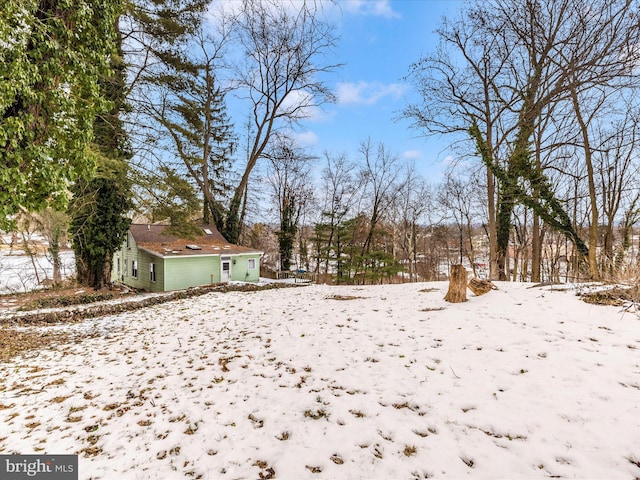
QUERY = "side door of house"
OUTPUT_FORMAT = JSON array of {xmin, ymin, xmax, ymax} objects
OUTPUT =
[{"xmin": 221, "ymin": 256, "xmax": 231, "ymax": 282}]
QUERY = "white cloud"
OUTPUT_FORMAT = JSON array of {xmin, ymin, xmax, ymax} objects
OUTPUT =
[
  {"xmin": 294, "ymin": 131, "xmax": 319, "ymax": 147},
  {"xmin": 279, "ymin": 89, "xmax": 335, "ymax": 122},
  {"xmin": 341, "ymin": 0, "xmax": 401, "ymax": 19},
  {"xmin": 403, "ymin": 150, "xmax": 422, "ymax": 160},
  {"xmin": 337, "ymin": 81, "xmax": 408, "ymax": 106}
]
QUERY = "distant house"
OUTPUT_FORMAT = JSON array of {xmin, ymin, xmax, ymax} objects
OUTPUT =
[{"xmin": 112, "ymin": 224, "xmax": 262, "ymax": 292}]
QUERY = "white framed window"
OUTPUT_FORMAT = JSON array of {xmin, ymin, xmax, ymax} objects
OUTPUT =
[
  {"xmin": 149, "ymin": 262, "xmax": 156, "ymax": 282},
  {"xmin": 116, "ymin": 257, "xmax": 120, "ymax": 273},
  {"xmin": 248, "ymin": 258, "xmax": 256, "ymax": 270},
  {"xmin": 132, "ymin": 259, "xmax": 138, "ymax": 279}
]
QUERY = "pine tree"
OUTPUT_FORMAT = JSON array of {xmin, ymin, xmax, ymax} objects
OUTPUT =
[
  {"xmin": 147, "ymin": 34, "xmax": 235, "ymax": 231},
  {"xmin": 126, "ymin": 0, "xmax": 233, "ymax": 232}
]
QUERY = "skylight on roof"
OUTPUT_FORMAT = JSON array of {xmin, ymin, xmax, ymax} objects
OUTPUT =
[
  {"xmin": 186, "ymin": 244, "xmax": 202, "ymax": 250},
  {"xmin": 203, "ymin": 228, "xmax": 213, "ymax": 235}
]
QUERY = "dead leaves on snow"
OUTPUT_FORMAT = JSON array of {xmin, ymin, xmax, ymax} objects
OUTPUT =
[{"xmin": 0, "ymin": 327, "xmax": 70, "ymax": 363}]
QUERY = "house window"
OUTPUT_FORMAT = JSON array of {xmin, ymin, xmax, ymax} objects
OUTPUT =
[
  {"xmin": 126, "ymin": 233, "xmax": 130, "ymax": 249},
  {"xmin": 248, "ymin": 258, "xmax": 256, "ymax": 270},
  {"xmin": 116, "ymin": 257, "xmax": 120, "ymax": 273},
  {"xmin": 149, "ymin": 262, "xmax": 156, "ymax": 282},
  {"xmin": 132, "ymin": 260, "xmax": 138, "ymax": 279}
]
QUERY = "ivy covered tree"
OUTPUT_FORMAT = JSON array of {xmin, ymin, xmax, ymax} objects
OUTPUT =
[
  {"xmin": 69, "ymin": 11, "xmax": 133, "ymax": 289},
  {"xmin": 69, "ymin": 159, "xmax": 132, "ymax": 289},
  {"xmin": 0, "ymin": 0, "xmax": 119, "ymax": 230}
]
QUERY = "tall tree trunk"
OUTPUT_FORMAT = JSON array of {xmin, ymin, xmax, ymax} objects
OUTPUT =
[
  {"xmin": 531, "ymin": 212, "xmax": 541, "ymax": 282},
  {"xmin": 487, "ymin": 166, "xmax": 499, "ymax": 281},
  {"xmin": 531, "ymin": 138, "xmax": 542, "ymax": 282},
  {"xmin": 570, "ymin": 87, "xmax": 599, "ymax": 279},
  {"xmin": 496, "ymin": 191, "xmax": 514, "ymax": 281},
  {"xmin": 484, "ymin": 121, "xmax": 499, "ymax": 281}
]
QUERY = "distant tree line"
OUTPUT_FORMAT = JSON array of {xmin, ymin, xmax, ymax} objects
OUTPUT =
[{"xmin": 2, "ymin": 0, "xmax": 640, "ymax": 288}]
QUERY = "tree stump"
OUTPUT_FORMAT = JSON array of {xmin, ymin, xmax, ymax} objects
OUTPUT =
[
  {"xmin": 468, "ymin": 278, "xmax": 497, "ymax": 296},
  {"xmin": 444, "ymin": 264, "xmax": 468, "ymax": 303}
]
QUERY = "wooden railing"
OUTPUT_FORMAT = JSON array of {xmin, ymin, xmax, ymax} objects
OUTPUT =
[{"xmin": 276, "ymin": 271, "xmax": 317, "ymax": 283}]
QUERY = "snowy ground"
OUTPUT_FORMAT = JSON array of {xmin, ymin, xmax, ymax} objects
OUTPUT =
[
  {"xmin": 0, "ymin": 246, "xmax": 75, "ymax": 293},
  {"xmin": 1, "ymin": 282, "xmax": 640, "ymax": 479}
]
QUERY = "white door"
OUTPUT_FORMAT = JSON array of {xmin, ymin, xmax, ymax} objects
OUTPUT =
[{"xmin": 221, "ymin": 259, "xmax": 231, "ymax": 282}]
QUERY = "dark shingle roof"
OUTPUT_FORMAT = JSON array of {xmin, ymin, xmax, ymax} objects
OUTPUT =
[{"xmin": 129, "ymin": 224, "xmax": 262, "ymax": 257}]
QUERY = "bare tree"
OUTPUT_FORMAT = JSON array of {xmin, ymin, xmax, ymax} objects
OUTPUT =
[
  {"xmin": 407, "ymin": 0, "xmax": 640, "ymax": 281},
  {"xmin": 264, "ymin": 135, "xmax": 315, "ymax": 271},
  {"xmin": 404, "ymin": 7, "xmax": 517, "ymax": 280},
  {"xmin": 390, "ymin": 165, "xmax": 434, "ymax": 282},
  {"xmin": 31, "ymin": 209, "xmax": 69, "ymax": 285},
  {"xmin": 138, "ymin": 27, "xmax": 235, "ymax": 230},
  {"xmin": 594, "ymin": 110, "xmax": 640, "ymax": 278},
  {"xmin": 222, "ymin": 0, "xmax": 340, "ymax": 244},
  {"xmin": 438, "ymin": 171, "xmax": 482, "ymax": 277},
  {"xmin": 358, "ymin": 139, "xmax": 402, "ymax": 256}
]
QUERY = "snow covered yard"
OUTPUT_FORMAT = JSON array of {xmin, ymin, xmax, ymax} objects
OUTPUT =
[
  {"xmin": 0, "ymin": 282, "xmax": 639, "ymax": 479},
  {"xmin": 0, "ymin": 245, "xmax": 75, "ymax": 294}
]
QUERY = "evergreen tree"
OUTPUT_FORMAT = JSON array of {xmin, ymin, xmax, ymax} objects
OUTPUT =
[
  {"xmin": 276, "ymin": 193, "xmax": 297, "ymax": 272},
  {"xmin": 266, "ymin": 136, "xmax": 313, "ymax": 271},
  {"xmin": 0, "ymin": 0, "xmax": 119, "ymax": 230},
  {"xmin": 70, "ymin": 0, "xmax": 209, "ymax": 288},
  {"xmin": 147, "ymin": 165, "xmax": 203, "ymax": 239},
  {"xmin": 125, "ymin": 0, "xmax": 233, "ymax": 232},
  {"xmin": 144, "ymin": 30, "xmax": 235, "ymax": 231}
]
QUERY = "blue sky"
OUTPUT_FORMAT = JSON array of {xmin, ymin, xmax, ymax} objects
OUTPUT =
[
  {"xmin": 296, "ymin": 0, "xmax": 464, "ymax": 181},
  {"xmin": 213, "ymin": 0, "xmax": 465, "ymax": 182}
]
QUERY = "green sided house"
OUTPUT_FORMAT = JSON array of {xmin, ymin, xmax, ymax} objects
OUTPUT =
[{"xmin": 112, "ymin": 224, "xmax": 263, "ymax": 292}]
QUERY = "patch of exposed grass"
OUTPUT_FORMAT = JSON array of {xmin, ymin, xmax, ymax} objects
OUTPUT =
[
  {"xmin": 461, "ymin": 457, "xmax": 475, "ymax": 468},
  {"xmin": 79, "ymin": 446, "xmax": 102, "ymax": 457},
  {"xmin": 253, "ymin": 460, "xmax": 276, "ymax": 479},
  {"xmin": 626, "ymin": 455, "xmax": 640, "ymax": 468},
  {"xmin": 581, "ymin": 286, "xmax": 640, "ymax": 306},
  {"xmin": 19, "ymin": 292, "xmax": 125, "ymax": 311},
  {"xmin": 0, "ymin": 328, "xmax": 70, "ymax": 363}
]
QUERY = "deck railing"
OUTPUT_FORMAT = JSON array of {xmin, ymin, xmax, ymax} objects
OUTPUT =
[{"xmin": 276, "ymin": 271, "xmax": 317, "ymax": 283}]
